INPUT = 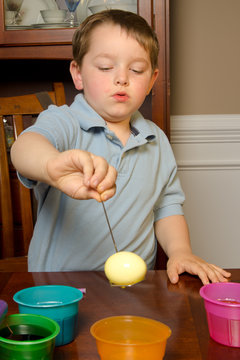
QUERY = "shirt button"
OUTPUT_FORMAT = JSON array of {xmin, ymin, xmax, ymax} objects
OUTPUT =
[{"xmin": 107, "ymin": 135, "xmax": 113, "ymax": 140}]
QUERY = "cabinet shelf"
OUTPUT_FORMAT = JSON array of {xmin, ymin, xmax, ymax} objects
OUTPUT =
[{"xmin": 0, "ymin": 1, "xmax": 152, "ymax": 59}]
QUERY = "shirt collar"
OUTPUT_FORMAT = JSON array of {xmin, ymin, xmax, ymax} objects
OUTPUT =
[
  {"xmin": 70, "ymin": 93, "xmax": 106, "ymax": 130},
  {"xmin": 71, "ymin": 93, "xmax": 156, "ymax": 142}
]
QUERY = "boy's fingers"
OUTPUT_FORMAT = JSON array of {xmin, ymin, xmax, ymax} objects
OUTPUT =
[
  {"xmin": 86, "ymin": 154, "xmax": 117, "ymax": 192},
  {"xmin": 167, "ymin": 259, "xmax": 231, "ymax": 285},
  {"xmin": 51, "ymin": 150, "xmax": 117, "ymax": 201},
  {"xmin": 99, "ymin": 186, "xmax": 117, "ymax": 202},
  {"xmin": 167, "ymin": 262, "xmax": 181, "ymax": 284},
  {"xmin": 210, "ymin": 265, "xmax": 231, "ymax": 278},
  {"xmin": 86, "ymin": 154, "xmax": 111, "ymax": 188},
  {"xmin": 75, "ymin": 151, "xmax": 97, "ymax": 186},
  {"xmin": 73, "ymin": 152, "xmax": 108, "ymax": 187},
  {"xmin": 80, "ymin": 153, "xmax": 117, "ymax": 201},
  {"xmin": 97, "ymin": 166, "xmax": 117, "ymax": 195},
  {"xmin": 167, "ymin": 271, "xmax": 179, "ymax": 284}
]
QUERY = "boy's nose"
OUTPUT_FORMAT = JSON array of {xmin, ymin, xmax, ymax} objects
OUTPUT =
[
  {"xmin": 114, "ymin": 70, "xmax": 129, "ymax": 86},
  {"xmin": 116, "ymin": 79, "xmax": 128, "ymax": 85}
]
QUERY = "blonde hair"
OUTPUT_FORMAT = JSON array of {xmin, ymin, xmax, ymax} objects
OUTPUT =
[{"xmin": 72, "ymin": 9, "xmax": 159, "ymax": 72}]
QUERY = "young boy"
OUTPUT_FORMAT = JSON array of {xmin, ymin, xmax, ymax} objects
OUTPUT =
[{"xmin": 11, "ymin": 10, "xmax": 230, "ymax": 284}]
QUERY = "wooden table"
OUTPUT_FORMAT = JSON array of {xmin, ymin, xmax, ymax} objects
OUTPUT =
[{"xmin": 0, "ymin": 270, "xmax": 239, "ymax": 359}]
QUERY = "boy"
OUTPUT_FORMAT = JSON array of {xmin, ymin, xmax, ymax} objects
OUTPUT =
[{"xmin": 11, "ymin": 10, "xmax": 230, "ymax": 284}]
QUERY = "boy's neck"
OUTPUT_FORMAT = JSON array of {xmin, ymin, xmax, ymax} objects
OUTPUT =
[{"xmin": 106, "ymin": 120, "xmax": 131, "ymax": 146}]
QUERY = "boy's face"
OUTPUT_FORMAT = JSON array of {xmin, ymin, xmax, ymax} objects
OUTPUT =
[{"xmin": 71, "ymin": 23, "xmax": 158, "ymax": 125}]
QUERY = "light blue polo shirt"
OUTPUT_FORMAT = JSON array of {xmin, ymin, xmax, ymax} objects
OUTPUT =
[{"xmin": 19, "ymin": 94, "xmax": 185, "ymax": 271}]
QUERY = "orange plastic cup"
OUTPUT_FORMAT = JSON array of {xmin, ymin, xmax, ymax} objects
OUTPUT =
[{"xmin": 90, "ymin": 315, "xmax": 171, "ymax": 360}]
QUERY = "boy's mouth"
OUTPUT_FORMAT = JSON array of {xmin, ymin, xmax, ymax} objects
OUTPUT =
[{"xmin": 113, "ymin": 92, "xmax": 129, "ymax": 102}]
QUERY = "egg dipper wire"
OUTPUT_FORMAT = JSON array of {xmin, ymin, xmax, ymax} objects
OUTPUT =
[{"xmin": 101, "ymin": 201, "xmax": 118, "ymax": 253}]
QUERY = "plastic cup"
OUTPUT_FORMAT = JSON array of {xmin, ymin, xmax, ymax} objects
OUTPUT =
[
  {"xmin": 13, "ymin": 285, "xmax": 83, "ymax": 346},
  {"xmin": 90, "ymin": 315, "xmax": 171, "ymax": 360},
  {"xmin": 0, "ymin": 313, "xmax": 60, "ymax": 360},
  {"xmin": 200, "ymin": 282, "xmax": 240, "ymax": 347}
]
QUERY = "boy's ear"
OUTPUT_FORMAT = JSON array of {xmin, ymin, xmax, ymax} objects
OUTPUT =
[
  {"xmin": 70, "ymin": 61, "xmax": 83, "ymax": 90},
  {"xmin": 147, "ymin": 69, "xmax": 159, "ymax": 95}
]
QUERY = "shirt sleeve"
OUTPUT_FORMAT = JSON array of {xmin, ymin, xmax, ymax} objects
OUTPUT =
[
  {"xmin": 153, "ymin": 131, "xmax": 185, "ymax": 222},
  {"xmin": 16, "ymin": 104, "xmax": 77, "ymax": 189}
]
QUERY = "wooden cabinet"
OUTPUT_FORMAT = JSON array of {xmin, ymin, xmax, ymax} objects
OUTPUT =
[{"xmin": 0, "ymin": 0, "xmax": 170, "ymax": 135}]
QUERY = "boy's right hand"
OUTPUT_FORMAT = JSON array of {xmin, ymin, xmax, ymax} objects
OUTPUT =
[{"xmin": 46, "ymin": 149, "xmax": 117, "ymax": 202}]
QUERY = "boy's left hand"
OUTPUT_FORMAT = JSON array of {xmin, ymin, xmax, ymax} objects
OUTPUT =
[{"xmin": 167, "ymin": 252, "xmax": 231, "ymax": 285}]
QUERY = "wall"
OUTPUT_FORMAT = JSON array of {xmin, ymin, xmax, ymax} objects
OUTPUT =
[
  {"xmin": 170, "ymin": 0, "xmax": 240, "ymax": 268},
  {"xmin": 171, "ymin": 115, "xmax": 240, "ymax": 268},
  {"xmin": 170, "ymin": 0, "xmax": 240, "ymax": 115}
]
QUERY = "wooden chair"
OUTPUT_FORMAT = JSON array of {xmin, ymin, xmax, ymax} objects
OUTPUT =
[{"xmin": 0, "ymin": 82, "xmax": 66, "ymax": 271}]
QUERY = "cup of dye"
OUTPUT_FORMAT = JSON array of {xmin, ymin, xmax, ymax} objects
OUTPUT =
[
  {"xmin": 90, "ymin": 315, "xmax": 171, "ymax": 360},
  {"xmin": 200, "ymin": 282, "xmax": 240, "ymax": 347},
  {"xmin": 0, "ymin": 313, "xmax": 60, "ymax": 360},
  {"xmin": 13, "ymin": 285, "xmax": 83, "ymax": 346}
]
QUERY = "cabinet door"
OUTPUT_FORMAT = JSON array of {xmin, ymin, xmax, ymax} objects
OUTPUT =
[
  {"xmin": 0, "ymin": 0, "xmax": 75, "ymax": 58},
  {"xmin": 0, "ymin": 1, "xmax": 145, "ymax": 47},
  {"xmin": 139, "ymin": 0, "xmax": 170, "ymax": 135},
  {"xmin": 152, "ymin": 0, "xmax": 170, "ymax": 136}
]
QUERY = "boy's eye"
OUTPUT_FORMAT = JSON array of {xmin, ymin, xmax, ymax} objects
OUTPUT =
[
  {"xmin": 98, "ymin": 67, "xmax": 112, "ymax": 71},
  {"xmin": 131, "ymin": 68, "xmax": 144, "ymax": 74}
]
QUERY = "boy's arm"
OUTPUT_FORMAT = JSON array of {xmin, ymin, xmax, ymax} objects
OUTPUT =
[
  {"xmin": 154, "ymin": 215, "xmax": 231, "ymax": 284},
  {"xmin": 11, "ymin": 132, "xmax": 117, "ymax": 202}
]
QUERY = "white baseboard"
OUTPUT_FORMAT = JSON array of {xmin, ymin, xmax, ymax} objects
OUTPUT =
[
  {"xmin": 170, "ymin": 114, "xmax": 240, "ymax": 170},
  {"xmin": 171, "ymin": 114, "xmax": 240, "ymax": 143}
]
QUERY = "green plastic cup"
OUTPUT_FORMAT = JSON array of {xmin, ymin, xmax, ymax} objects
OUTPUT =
[{"xmin": 0, "ymin": 313, "xmax": 60, "ymax": 360}]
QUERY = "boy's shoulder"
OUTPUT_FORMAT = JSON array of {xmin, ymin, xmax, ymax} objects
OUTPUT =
[{"xmin": 38, "ymin": 94, "xmax": 104, "ymax": 127}]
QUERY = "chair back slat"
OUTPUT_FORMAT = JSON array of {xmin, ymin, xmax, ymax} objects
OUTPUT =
[
  {"xmin": 53, "ymin": 82, "xmax": 66, "ymax": 106},
  {"xmin": 13, "ymin": 114, "xmax": 34, "ymax": 254},
  {"xmin": 0, "ymin": 116, "xmax": 14, "ymax": 258},
  {"xmin": 0, "ymin": 82, "xmax": 66, "ymax": 264}
]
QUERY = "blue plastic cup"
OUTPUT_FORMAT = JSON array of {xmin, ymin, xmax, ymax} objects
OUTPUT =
[{"xmin": 13, "ymin": 285, "xmax": 83, "ymax": 346}]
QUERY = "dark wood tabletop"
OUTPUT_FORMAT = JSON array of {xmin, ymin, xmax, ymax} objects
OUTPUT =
[{"xmin": 0, "ymin": 270, "xmax": 239, "ymax": 360}]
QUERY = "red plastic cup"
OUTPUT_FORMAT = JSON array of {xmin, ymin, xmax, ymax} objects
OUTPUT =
[{"xmin": 200, "ymin": 282, "xmax": 240, "ymax": 347}]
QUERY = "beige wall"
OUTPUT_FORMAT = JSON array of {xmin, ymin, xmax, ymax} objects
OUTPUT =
[{"xmin": 170, "ymin": 0, "xmax": 240, "ymax": 115}]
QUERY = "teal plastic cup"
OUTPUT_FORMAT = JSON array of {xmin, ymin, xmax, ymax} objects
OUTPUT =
[
  {"xmin": 0, "ymin": 313, "xmax": 60, "ymax": 360},
  {"xmin": 13, "ymin": 285, "xmax": 83, "ymax": 346}
]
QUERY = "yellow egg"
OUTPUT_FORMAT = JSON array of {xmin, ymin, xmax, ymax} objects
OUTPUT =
[{"xmin": 104, "ymin": 251, "xmax": 147, "ymax": 286}]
